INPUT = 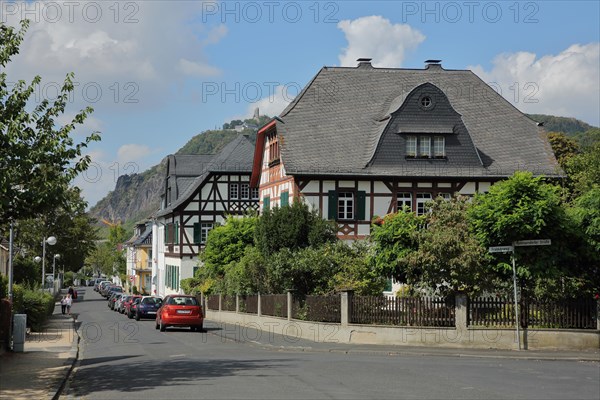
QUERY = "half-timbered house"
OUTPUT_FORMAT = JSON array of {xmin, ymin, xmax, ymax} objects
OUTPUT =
[
  {"xmin": 154, "ymin": 134, "xmax": 258, "ymax": 296},
  {"xmin": 250, "ymin": 59, "xmax": 561, "ymax": 241}
]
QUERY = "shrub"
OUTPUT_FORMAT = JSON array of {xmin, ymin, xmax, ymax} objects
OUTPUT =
[
  {"xmin": 0, "ymin": 273, "xmax": 7, "ymax": 299},
  {"xmin": 12, "ymin": 285, "xmax": 55, "ymax": 331}
]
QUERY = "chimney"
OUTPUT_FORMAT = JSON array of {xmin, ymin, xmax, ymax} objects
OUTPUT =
[
  {"xmin": 356, "ymin": 58, "xmax": 373, "ymax": 68},
  {"xmin": 425, "ymin": 59, "xmax": 443, "ymax": 70}
]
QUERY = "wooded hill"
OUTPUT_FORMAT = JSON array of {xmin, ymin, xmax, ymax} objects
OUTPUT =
[{"xmin": 89, "ymin": 116, "xmax": 269, "ymax": 236}]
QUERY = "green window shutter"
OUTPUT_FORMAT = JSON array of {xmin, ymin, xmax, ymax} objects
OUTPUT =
[
  {"xmin": 263, "ymin": 196, "xmax": 270, "ymax": 211},
  {"xmin": 164, "ymin": 226, "xmax": 167, "ymax": 243},
  {"xmin": 174, "ymin": 222, "xmax": 179, "ymax": 245},
  {"xmin": 165, "ymin": 224, "xmax": 171, "ymax": 244},
  {"xmin": 328, "ymin": 191, "xmax": 338, "ymax": 220},
  {"xmin": 357, "ymin": 191, "xmax": 366, "ymax": 220},
  {"xmin": 385, "ymin": 278, "xmax": 392, "ymax": 292},
  {"xmin": 281, "ymin": 191, "xmax": 289, "ymax": 207},
  {"xmin": 193, "ymin": 223, "xmax": 201, "ymax": 244}
]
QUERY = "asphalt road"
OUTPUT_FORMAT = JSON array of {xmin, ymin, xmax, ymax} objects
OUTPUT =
[{"xmin": 61, "ymin": 288, "xmax": 600, "ymax": 400}]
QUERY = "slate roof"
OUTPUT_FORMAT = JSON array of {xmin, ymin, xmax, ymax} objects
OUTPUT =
[
  {"xmin": 132, "ymin": 228, "xmax": 152, "ymax": 246},
  {"xmin": 276, "ymin": 63, "xmax": 560, "ymax": 178},
  {"xmin": 156, "ymin": 134, "xmax": 255, "ymax": 217}
]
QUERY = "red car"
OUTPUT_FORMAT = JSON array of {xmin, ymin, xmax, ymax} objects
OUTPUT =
[
  {"xmin": 156, "ymin": 295, "xmax": 204, "ymax": 332},
  {"xmin": 125, "ymin": 295, "xmax": 142, "ymax": 318}
]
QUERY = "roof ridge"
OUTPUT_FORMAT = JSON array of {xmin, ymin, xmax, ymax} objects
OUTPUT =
[{"xmin": 280, "ymin": 67, "xmax": 326, "ymax": 118}]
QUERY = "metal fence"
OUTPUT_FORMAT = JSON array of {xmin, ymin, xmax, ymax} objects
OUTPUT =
[
  {"xmin": 261, "ymin": 294, "xmax": 288, "ymax": 318},
  {"xmin": 468, "ymin": 297, "xmax": 598, "ymax": 329},
  {"xmin": 351, "ymin": 296, "xmax": 455, "ymax": 327}
]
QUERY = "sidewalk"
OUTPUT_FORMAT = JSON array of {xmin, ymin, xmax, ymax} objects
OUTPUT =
[
  {"xmin": 0, "ymin": 293, "xmax": 79, "ymax": 400},
  {"xmin": 204, "ymin": 320, "xmax": 600, "ymax": 362}
]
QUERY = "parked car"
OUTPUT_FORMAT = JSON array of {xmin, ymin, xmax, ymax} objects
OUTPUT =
[
  {"xmin": 95, "ymin": 280, "xmax": 111, "ymax": 292},
  {"xmin": 135, "ymin": 296, "xmax": 163, "ymax": 321},
  {"xmin": 108, "ymin": 293, "xmax": 122, "ymax": 310},
  {"xmin": 126, "ymin": 296, "xmax": 142, "ymax": 319},
  {"xmin": 98, "ymin": 282, "xmax": 113, "ymax": 296},
  {"xmin": 104, "ymin": 286, "xmax": 123, "ymax": 298},
  {"xmin": 156, "ymin": 295, "xmax": 204, "ymax": 332},
  {"xmin": 117, "ymin": 295, "xmax": 131, "ymax": 313}
]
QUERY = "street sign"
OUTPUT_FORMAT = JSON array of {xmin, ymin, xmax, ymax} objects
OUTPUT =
[
  {"xmin": 514, "ymin": 239, "xmax": 551, "ymax": 247},
  {"xmin": 488, "ymin": 246, "xmax": 514, "ymax": 253}
]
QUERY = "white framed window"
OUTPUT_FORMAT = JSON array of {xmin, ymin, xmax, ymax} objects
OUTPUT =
[
  {"xmin": 416, "ymin": 193, "xmax": 432, "ymax": 216},
  {"xmin": 397, "ymin": 192, "xmax": 412, "ymax": 212},
  {"xmin": 434, "ymin": 136, "xmax": 445, "ymax": 158},
  {"xmin": 439, "ymin": 192, "xmax": 452, "ymax": 201},
  {"xmin": 251, "ymin": 187, "xmax": 259, "ymax": 200},
  {"xmin": 338, "ymin": 192, "xmax": 354, "ymax": 220},
  {"xmin": 419, "ymin": 137, "xmax": 431, "ymax": 158},
  {"xmin": 200, "ymin": 223, "xmax": 213, "ymax": 244},
  {"xmin": 406, "ymin": 136, "xmax": 417, "ymax": 157},
  {"xmin": 240, "ymin": 183, "xmax": 250, "ymax": 199},
  {"xmin": 229, "ymin": 183, "xmax": 238, "ymax": 200}
]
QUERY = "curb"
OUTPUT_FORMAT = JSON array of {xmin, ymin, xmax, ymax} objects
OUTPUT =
[
  {"xmin": 51, "ymin": 316, "xmax": 80, "ymax": 400},
  {"xmin": 206, "ymin": 329, "xmax": 600, "ymax": 362}
]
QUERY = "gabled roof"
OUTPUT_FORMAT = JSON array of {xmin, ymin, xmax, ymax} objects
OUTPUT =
[
  {"xmin": 157, "ymin": 134, "xmax": 255, "ymax": 217},
  {"xmin": 267, "ymin": 63, "xmax": 560, "ymax": 178},
  {"xmin": 133, "ymin": 228, "xmax": 152, "ymax": 246}
]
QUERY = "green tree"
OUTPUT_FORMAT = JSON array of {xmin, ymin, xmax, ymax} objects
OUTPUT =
[
  {"xmin": 468, "ymin": 172, "xmax": 579, "ymax": 294},
  {"xmin": 0, "ymin": 20, "xmax": 100, "ymax": 224},
  {"xmin": 547, "ymin": 132, "xmax": 579, "ymax": 170},
  {"xmin": 200, "ymin": 215, "xmax": 258, "ymax": 279},
  {"xmin": 565, "ymin": 141, "xmax": 600, "ymax": 197},
  {"xmin": 14, "ymin": 187, "xmax": 98, "ymax": 275},
  {"xmin": 369, "ymin": 210, "xmax": 424, "ymax": 282},
  {"xmin": 405, "ymin": 197, "xmax": 489, "ymax": 295},
  {"xmin": 328, "ymin": 241, "xmax": 386, "ymax": 295},
  {"xmin": 569, "ymin": 187, "xmax": 600, "ymax": 253},
  {"xmin": 254, "ymin": 201, "xmax": 336, "ymax": 257}
]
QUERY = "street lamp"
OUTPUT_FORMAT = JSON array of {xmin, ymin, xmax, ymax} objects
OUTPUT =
[
  {"xmin": 41, "ymin": 236, "xmax": 57, "ymax": 290},
  {"xmin": 53, "ymin": 254, "xmax": 60, "ymax": 287}
]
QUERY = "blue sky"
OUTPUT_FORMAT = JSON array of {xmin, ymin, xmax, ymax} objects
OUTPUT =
[{"xmin": 3, "ymin": 1, "xmax": 599, "ymax": 207}]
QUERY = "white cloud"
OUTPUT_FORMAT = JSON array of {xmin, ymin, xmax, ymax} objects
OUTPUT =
[
  {"xmin": 74, "ymin": 143, "xmax": 160, "ymax": 208},
  {"xmin": 470, "ymin": 43, "xmax": 600, "ymax": 126},
  {"xmin": 337, "ymin": 16, "xmax": 425, "ymax": 68},
  {"xmin": 243, "ymin": 85, "xmax": 296, "ymax": 119},
  {"xmin": 4, "ymin": 1, "xmax": 226, "ymax": 110},
  {"xmin": 178, "ymin": 58, "xmax": 221, "ymax": 77},
  {"xmin": 117, "ymin": 144, "xmax": 153, "ymax": 163}
]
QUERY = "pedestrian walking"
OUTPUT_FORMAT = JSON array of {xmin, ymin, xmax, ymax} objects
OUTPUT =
[
  {"xmin": 65, "ymin": 294, "xmax": 73, "ymax": 315},
  {"xmin": 60, "ymin": 295, "xmax": 67, "ymax": 314}
]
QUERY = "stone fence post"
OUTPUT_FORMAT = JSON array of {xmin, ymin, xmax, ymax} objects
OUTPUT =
[
  {"xmin": 597, "ymin": 300, "xmax": 600, "ymax": 331},
  {"xmin": 287, "ymin": 289, "xmax": 295, "ymax": 321},
  {"xmin": 341, "ymin": 289, "xmax": 354, "ymax": 327},
  {"xmin": 218, "ymin": 293, "xmax": 222, "ymax": 312},
  {"xmin": 235, "ymin": 294, "xmax": 240, "ymax": 313},
  {"xmin": 257, "ymin": 292, "xmax": 262, "ymax": 317},
  {"xmin": 455, "ymin": 292, "xmax": 468, "ymax": 330}
]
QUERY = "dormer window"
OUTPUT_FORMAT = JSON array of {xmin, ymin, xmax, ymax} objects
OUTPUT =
[
  {"xmin": 420, "ymin": 96, "xmax": 432, "ymax": 108},
  {"xmin": 406, "ymin": 136, "xmax": 417, "ymax": 157},
  {"xmin": 419, "ymin": 137, "xmax": 431, "ymax": 158},
  {"xmin": 406, "ymin": 136, "xmax": 446, "ymax": 159},
  {"xmin": 434, "ymin": 136, "xmax": 446, "ymax": 158}
]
